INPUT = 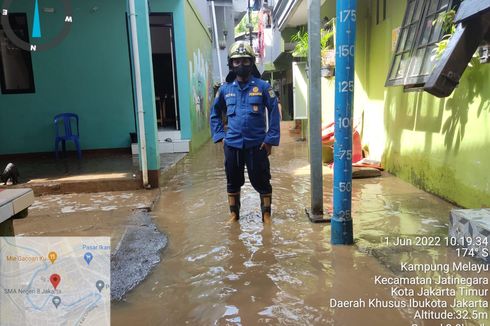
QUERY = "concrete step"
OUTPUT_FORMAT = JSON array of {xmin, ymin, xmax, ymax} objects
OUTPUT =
[
  {"xmin": 28, "ymin": 178, "xmax": 141, "ymax": 196},
  {"xmin": 449, "ymin": 208, "xmax": 490, "ymax": 263},
  {"xmin": 131, "ymin": 139, "xmax": 190, "ymax": 155},
  {"xmin": 158, "ymin": 139, "xmax": 189, "ymax": 153},
  {"xmin": 157, "ymin": 130, "xmax": 181, "ymax": 142}
]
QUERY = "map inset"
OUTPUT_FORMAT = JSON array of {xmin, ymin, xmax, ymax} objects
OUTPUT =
[{"xmin": 0, "ymin": 237, "xmax": 110, "ymax": 326}]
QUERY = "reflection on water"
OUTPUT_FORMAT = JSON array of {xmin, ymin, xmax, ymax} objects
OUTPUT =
[{"xmin": 112, "ymin": 128, "xmax": 488, "ymax": 325}]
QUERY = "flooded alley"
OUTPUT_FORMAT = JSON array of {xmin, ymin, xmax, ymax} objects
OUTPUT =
[
  {"xmin": 2, "ymin": 0, "xmax": 490, "ymax": 325},
  {"xmin": 111, "ymin": 126, "xmax": 489, "ymax": 326}
]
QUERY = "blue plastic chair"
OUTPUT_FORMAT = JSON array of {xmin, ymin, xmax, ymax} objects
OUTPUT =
[{"xmin": 54, "ymin": 113, "xmax": 81, "ymax": 160}]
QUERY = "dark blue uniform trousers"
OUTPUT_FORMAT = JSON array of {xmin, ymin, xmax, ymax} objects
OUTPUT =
[{"xmin": 224, "ymin": 143, "xmax": 272, "ymax": 194}]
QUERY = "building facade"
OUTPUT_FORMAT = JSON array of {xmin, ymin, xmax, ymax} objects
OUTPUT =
[
  {"xmin": 266, "ymin": 0, "xmax": 490, "ymax": 208},
  {"xmin": 0, "ymin": 0, "xmax": 215, "ymax": 187}
]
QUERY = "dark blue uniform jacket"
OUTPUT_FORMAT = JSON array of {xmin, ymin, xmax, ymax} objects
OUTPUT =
[{"xmin": 210, "ymin": 77, "xmax": 280, "ymax": 149}]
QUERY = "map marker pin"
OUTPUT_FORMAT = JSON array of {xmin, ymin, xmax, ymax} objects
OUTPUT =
[
  {"xmin": 48, "ymin": 251, "xmax": 57, "ymax": 264},
  {"xmin": 52, "ymin": 296, "xmax": 61, "ymax": 309},
  {"xmin": 50, "ymin": 274, "xmax": 61, "ymax": 290},
  {"xmin": 96, "ymin": 280, "xmax": 105, "ymax": 293},
  {"xmin": 84, "ymin": 252, "xmax": 93, "ymax": 265}
]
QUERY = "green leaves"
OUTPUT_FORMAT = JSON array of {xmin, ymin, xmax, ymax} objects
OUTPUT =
[
  {"xmin": 431, "ymin": 8, "xmax": 478, "ymax": 63},
  {"xmin": 433, "ymin": 9, "xmax": 456, "ymax": 35},
  {"xmin": 291, "ymin": 28, "xmax": 309, "ymax": 57},
  {"xmin": 290, "ymin": 18, "xmax": 336, "ymax": 58},
  {"xmin": 235, "ymin": 12, "xmax": 259, "ymax": 35}
]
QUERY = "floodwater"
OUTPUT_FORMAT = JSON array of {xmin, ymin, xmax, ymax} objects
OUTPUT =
[{"xmin": 112, "ymin": 125, "xmax": 489, "ymax": 325}]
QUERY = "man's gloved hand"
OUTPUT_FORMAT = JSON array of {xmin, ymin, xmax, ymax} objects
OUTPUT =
[{"xmin": 260, "ymin": 143, "xmax": 272, "ymax": 156}]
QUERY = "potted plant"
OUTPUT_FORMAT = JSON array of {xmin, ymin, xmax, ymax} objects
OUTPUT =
[
  {"xmin": 290, "ymin": 17, "xmax": 336, "ymax": 77},
  {"xmin": 432, "ymin": 9, "xmax": 480, "ymax": 65},
  {"xmin": 290, "ymin": 28, "xmax": 309, "ymax": 58},
  {"xmin": 321, "ymin": 18, "xmax": 336, "ymax": 77}
]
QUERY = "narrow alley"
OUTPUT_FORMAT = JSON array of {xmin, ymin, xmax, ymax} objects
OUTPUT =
[
  {"xmin": 106, "ymin": 125, "xmax": 487, "ymax": 325},
  {"xmin": 1, "ymin": 0, "xmax": 489, "ymax": 324}
]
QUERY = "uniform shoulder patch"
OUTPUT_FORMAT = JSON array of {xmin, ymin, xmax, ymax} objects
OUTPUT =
[{"xmin": 268, "ymin": 88, "xmax": 275, "ymax": 98}]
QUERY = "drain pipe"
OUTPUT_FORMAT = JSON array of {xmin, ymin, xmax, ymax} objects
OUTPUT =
[
  {"xmin": 128, "ymin": 0, "xmax": 149, "ymax": 187},
  {"xmin": 331, "ymin": 0, "xmax": 356, "ymax": 244},
  {"xmin": 210, "ymin": 1, "xmax": 224, "ymax": 82}
]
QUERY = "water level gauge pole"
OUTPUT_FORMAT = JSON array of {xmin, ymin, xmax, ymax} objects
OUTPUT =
[{"xmin": 331, "ymin": 0, "xmax": 356, "ymax": 244}]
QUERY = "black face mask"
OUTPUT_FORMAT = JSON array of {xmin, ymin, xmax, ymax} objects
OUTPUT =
[{"xmin": 233, "ymin": 64, "xmax": 252, "ymax": 78}]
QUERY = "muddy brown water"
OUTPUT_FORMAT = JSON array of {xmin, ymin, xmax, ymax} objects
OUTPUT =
[{"xmin": 111, "ymin": 132, "xmax": 488, "ymax": 325}]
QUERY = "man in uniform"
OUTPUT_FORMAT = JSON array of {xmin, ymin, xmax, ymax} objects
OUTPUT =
[{"xmin": 210, "ymin": 41, "xmax": 280, "ymax": 224}]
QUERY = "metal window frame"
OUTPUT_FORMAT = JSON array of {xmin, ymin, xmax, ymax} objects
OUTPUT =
[
  {"xmin": 385, "ymin": 0, "xmax": 425, "ymax": 87},
  {"xmin": 385, "ymin": 0, "xmax": 457, "ymax": 88}
]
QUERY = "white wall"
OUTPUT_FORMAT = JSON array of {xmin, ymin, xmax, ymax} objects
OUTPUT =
[
  {"xmin": 210, "ymin": 3, "xmax": 235, "ymax": 83},
  {"xmin": 191, "ymin": 0, "xmax": 212, "ymax": 27},
  {"xmin": 189, "ymin": 1, "xmax": 234, "ymax": 83}
]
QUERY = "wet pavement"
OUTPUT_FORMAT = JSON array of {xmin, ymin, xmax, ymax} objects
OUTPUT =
[
  {"xmin": 0, "ymin": 151, "xmax": 185, "ymax": 195},
  {"xmin": 0, "ymin": 150, "xmax": 139, "ymax": 185},
  {"xmin": 13, "ymin": 189, "xmax": 161, "ymax": 250},
  {"xmin": 12, "ymin": 188, "xmax": 170, "ymax": 304},
  {"xmin": 108, "ymin": 123, "xmax": 488, "ymax": 326},
  {"xmin": 9, "ymin": 122, "xmax": 489, "ymax": 325}
]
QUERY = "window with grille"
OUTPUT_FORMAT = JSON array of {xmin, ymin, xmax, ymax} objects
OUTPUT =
[{"xmin": 385, "ymin": 0, "xmax": 460, "ymax": 89}]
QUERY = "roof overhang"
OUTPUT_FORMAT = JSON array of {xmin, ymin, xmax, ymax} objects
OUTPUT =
[{"xmin": 274, "ymin": 0, "xmax": 327, "ymax": 30}]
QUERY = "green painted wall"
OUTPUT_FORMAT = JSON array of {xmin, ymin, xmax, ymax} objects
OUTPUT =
[
  {"xmin": 0, "ymin": 0, "xmax": 136, "ymax": 154},
  {"xmin": 149, "ymin": 0, "xmax": 192, "ymax": 142},
  {"xmin": 282, "ymin": 27, "xmax": 298, "ymax": 49},
  {"xmin": 184, "ymin": 0, "xmax": 213, "ymax": 151},
  {"xmin": 0, "ymin": 0, "xmax": 212, "ymax": 156},
  {"xmin": 150, "ymin": 0, "xmax": 212, "ymax": 151},
  {"xmin": 316, "ymin": 0, "xmax": 490, "ymax": 207},
  {"xmin": 361, "ymin": 0, "xmax": 490, "ymax": 208}
]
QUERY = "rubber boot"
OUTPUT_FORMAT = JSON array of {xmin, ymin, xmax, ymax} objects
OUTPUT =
[
  {"xmin": 260, "ymin": 193, "xmax": 272, "ymax": 224},
  {"xmin": 228, "ymin": 192, "xmax": 240, "ymax": 222}
]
